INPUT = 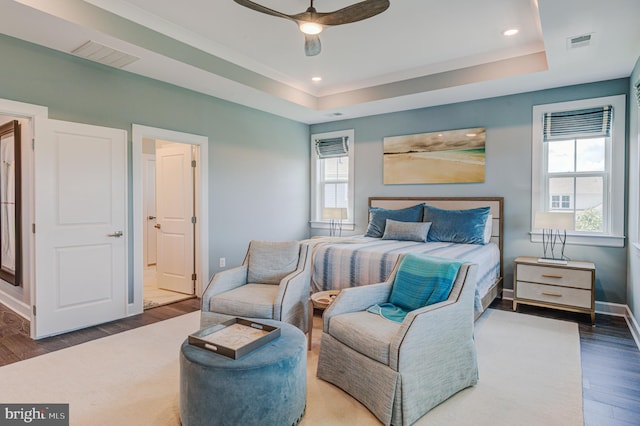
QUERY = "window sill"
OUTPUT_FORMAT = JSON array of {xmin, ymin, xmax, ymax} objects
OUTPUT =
[
  {"xmin": 530, "ymin": 231, "xmax": 625, "ymax": 248},
  {"xmin": 310, "ymin": 221, "xmax": 355, "ymax": 231}
]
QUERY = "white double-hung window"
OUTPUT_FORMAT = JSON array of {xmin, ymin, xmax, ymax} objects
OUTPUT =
[
  {"xmin": 531, "ymin": 95, "xmax": 626, "ymax": 247},
  {"xmin": 310, "ymin": 129, "xmax": 355, "ymax": 232}
]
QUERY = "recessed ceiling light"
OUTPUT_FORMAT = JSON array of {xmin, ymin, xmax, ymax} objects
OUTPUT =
[
  {"xmin": 466, "ymin": 133, "xmax": 477, "ymax": 137},
  {"xmin": 311, "ymin": 76, "xmax": 322, "ymax": 82},
  {"xmin": 503, "ymin": 28, "xmax": 519, "ymax": 37}
]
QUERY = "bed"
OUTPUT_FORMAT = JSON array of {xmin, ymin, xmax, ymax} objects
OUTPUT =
[{"xmin": 305, "ymin": 196, "xmax": 504, "ymax": 317}]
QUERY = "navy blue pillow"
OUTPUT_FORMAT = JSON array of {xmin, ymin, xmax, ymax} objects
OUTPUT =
[
  {"xmin": 364, "ymin": 203, "xmax": 424, "ymax": 238},
  {"xmin": 424, "ymin": 205, "xmax": 490, "ymax": 244}
]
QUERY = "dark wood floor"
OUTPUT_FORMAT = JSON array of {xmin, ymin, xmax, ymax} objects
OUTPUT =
[
  {"xmin": 491, "ymin": 299, "xmax": 640, "ymax": 426},
  {"xmin": 1, "ymin": 297, "xmax": 638, "ymax": 425},
  {"xmin": 0, "ymin": 298, "xmax": 200, "ymax": 366}
]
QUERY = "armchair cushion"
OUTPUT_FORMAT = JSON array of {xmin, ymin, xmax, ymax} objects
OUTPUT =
[
  {"xmin": 247, "ymin": 240, "xmax": 299, "ymax": 284},
  {"xmin": 329, "ymin": 311, "xmax": 401, "ymax": 364},
  {"xmin": 208, "ymin": 283, "xmax": 278, "ymax": 319}
]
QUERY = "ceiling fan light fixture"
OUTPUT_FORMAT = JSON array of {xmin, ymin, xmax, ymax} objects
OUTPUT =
[
  {"xmin": 299, "ymin": 21, "xmax": 323, "ymax": 35},
  {"xmin": 233, "ymin": 0, "xmax": 390, "ymax": 55}
]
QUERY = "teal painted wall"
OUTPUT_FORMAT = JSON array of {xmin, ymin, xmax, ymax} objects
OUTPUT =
[
  {"xmin": 0, "ymin": 34, "xmax": 310, "ymax": 304},
  {"xmin": 627, "ymin": 56, "xmax": 640, "ymax": 320},
  {"xmin": 0, "ymin": 32, "xmax": 633, "ymax": 308},
  {"xmin": 311, "ymin": 79, "xmax": 630, "ymax": 304}
]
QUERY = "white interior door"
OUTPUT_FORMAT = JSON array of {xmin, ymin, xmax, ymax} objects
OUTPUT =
[
  {"xmin": 155, "ymin": 142, "xmax": 194, "ymax": 294},
  {"xmin": 34, "ymin": 119, "xmax": 127, "ymax": 338},
  {"xmin": 143, "ymin": 154, "xmax": 157, "ymax": 266}
]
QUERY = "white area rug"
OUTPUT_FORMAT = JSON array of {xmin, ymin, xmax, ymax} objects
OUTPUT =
[{"xmin": 0, "ymin": 309, "xmax": 582, "ymax": 425}]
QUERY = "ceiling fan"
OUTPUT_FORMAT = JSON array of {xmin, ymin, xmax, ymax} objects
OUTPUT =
[{"xmin": 233, "ymin": 0, "xmax": 390, "ymax": 56}]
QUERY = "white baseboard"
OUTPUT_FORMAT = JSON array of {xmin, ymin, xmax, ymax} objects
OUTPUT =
[
  {"xmin": 0, "ymin": 293, "xmax": 30, "ymax": 320},
  {"xmin": 594, "ymin": 300, "xmax": 627, "ymax": 317},
  {"xmin": 596, "ymin": 301, "xmax": 640, "ymax": 351},
  {"xmin": 626, "ymin": 308, "xmax": 640, "ymax": 351}
]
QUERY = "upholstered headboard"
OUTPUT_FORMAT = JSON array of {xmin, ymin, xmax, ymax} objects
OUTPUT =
[{"xmin": 368, "ymin": 196, "xmax": 504, "ymax": 278}]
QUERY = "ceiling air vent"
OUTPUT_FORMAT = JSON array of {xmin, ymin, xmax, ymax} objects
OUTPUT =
[
  {"xmin": 567, "ymin": 33, "xmax": 593, "ymax": 50},
  {"xmin": 71, "ymin": 40, "xmax": 139, "ymax": 68}
]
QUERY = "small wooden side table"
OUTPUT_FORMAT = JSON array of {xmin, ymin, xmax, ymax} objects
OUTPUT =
[{"xmin": 308, "ymin": 290, "xmax": 341, "ymax": 350}]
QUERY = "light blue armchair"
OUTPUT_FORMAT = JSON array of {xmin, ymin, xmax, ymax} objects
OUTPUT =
[
  {"xmin": 317, "ymin": 256, "xmax": 478, "ymax": 425},
  {"xmin": 201, "ymin": 240, "xmax": 311, "ymax": 333}
]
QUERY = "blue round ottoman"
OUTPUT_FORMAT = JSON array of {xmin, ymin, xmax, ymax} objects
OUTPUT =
[{"xmin": 180, "ymin": 319, "xmax": 306, "ymax": 426}]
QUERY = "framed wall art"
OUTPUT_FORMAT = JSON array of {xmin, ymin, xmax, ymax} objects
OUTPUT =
[{"xmin": 383, "ymin": 127, "xmax": 486, "ymax": 184}]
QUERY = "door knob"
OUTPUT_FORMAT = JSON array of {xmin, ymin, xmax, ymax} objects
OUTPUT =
[
  {"xmin": 148, "ymin": 215, "xmax": 156, "ymax": 220},
  {"xmin": 107, "ymin": 231, "xmax": 123, "ymax": 238},
  {"xmin": 154, "ymin": 224, "xmax": 161, "ymax": 229}
]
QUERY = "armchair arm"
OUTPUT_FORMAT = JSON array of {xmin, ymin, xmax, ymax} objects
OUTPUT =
[
  {"xmin": 201, "ymin": 266, "xmax": 248, "ymax": 312},
  {"xmin": 322, "ymin": 282, "xmax": 393, "ymax": 332}
]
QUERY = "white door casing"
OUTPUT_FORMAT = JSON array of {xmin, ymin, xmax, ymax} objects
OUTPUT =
[
  {"xmin": 155, "ymin": 142, "xmax": 194, "ymax": 295},
  {"xmin": 131, "ymin": 124, "xmax": 208, "ymax": 315},
  {"xmin": 0, "ymin": 98, "xmax": 47, "ymax": 329},
  {"xmin": 34, "ymin": 119, "xmax": 127, "ymax": 338},
  {"xmin": 143, "ymin": 154, "xmax": 157, "ymax": 266}
]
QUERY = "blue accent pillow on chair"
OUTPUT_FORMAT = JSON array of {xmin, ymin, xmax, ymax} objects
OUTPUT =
[
  {"xmin": 368, "ymin": 253, "xmax": 463, "ymax": 322},
  {"xmin": 424, "ymin": 205, "xmax": 491, "ymax": 244},
  {"xmin": 364, "ymin": 204, "xmax": 424, "ymax": 238}
]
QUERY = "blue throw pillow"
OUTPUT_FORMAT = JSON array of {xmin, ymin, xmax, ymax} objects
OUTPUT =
[
  {"xmin": 364, "ymin": 203, "xmax": 424, "ymax": 238},
  {"xmin": 424, "ymin": 205, "xmax": 490, "ymax": 244},
  {"xmin": 388, "ymin": 253, "xmax": 463, "ymax": 312}
]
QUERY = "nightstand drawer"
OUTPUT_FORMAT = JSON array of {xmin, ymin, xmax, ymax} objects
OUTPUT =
[
  {"xmin": 517, "ymin": 264, "xmax": 592, "ymax": 289},
  {"xmin": 516, "ymin": 281, "xmax": 592, "ymax": 309}
]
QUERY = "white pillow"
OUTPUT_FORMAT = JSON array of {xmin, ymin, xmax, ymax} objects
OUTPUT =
[{"xmin": 483, "ymin": 215, "xmax": 493, "ymax": 244}]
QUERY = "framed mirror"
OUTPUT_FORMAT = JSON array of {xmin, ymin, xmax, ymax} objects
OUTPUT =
[{"xmin": 0, "ymin": 120, "xmax": 21, "ymax": 286}]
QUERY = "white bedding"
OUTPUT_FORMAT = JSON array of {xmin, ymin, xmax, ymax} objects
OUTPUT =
[{"xmin": 304, "ymin": 236, "xmax": 501, "ymax": 313}]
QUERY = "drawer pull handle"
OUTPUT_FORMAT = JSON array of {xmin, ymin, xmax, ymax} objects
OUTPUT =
[
  {"xmin": 542, "ymin": 291, "xmax": 562, "ymax": 297},
  {"xmin": 542, "ymin": 274, "xmax": 563, "ymax": 279}
]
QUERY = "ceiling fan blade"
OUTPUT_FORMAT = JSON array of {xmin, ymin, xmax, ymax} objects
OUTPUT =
[
  {"xmin": 233, "ymin": 0, "xmax": 295, "ymax": 22},
  {"xmin": 304, "ymin": 34, "xmax": 321, "ymax": 56},
  {"xmin": 296, "ymin": 0, "xmax": 390, "ymax": 26}
]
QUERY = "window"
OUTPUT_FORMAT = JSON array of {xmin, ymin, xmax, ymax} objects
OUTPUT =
[
  {"xmin": 310, "ymin": 129, "xmax": 355, "ymax": 230},
  {"xmin": 531, "ymin": 95, "xmax": 625, "ymax": 247},
  {"xmin": 551, "ymin": 194, "xmax": 571, "ymax": 210}
]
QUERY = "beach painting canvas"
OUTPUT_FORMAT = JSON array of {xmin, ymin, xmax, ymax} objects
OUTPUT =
[{"xmin": 383, "ymin": 128, "xmax": 486, "ymax": 184}]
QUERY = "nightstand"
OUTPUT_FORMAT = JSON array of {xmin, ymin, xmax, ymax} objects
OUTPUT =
[{"xmin": 513, "ymin": 256, "xmax": 595, "ymax": 324}]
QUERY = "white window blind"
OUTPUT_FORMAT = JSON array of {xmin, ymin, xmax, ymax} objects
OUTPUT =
[
  {"xmin": 315, "ymin": 136, "xmax": 349, "ymax": 158},
  {"xmin": 543, "ymin": 106, "xmax": 612, "ymax": 142}
]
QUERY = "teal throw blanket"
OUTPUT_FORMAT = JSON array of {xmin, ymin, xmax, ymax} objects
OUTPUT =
[{"xmin": 367, "ymin": 253, "xmax": 463, "ymax": 322}]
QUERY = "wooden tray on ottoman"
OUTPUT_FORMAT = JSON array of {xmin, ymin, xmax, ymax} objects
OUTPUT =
[{"xmin": 188, "ymin": 318, "xmax": 281, "ymax": 359}]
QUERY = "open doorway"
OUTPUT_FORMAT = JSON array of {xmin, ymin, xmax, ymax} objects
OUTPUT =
[
  {"xmin": 131, "ymin": 125, "xmax": 209, "ymax": 316},
  {"xmin": 142, "ymin": 139, "xmax": 198, "ymax": 309}
]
